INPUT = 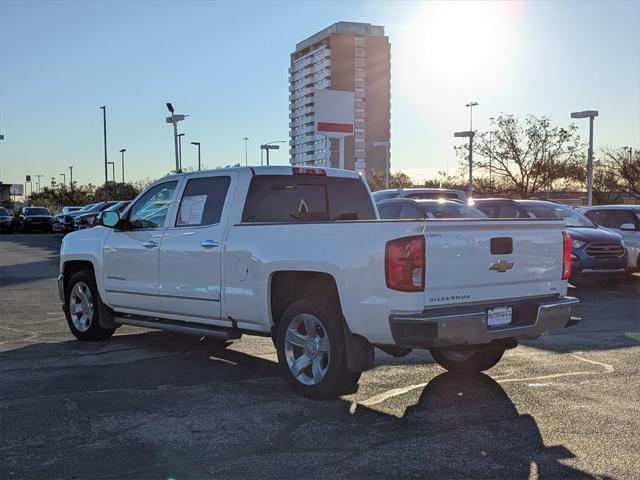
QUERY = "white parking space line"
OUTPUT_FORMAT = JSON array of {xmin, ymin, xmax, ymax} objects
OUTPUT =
[
  {"xmin": 352, "ymin": 353, "xmax": 615, "ymax": 409},
  {"xmin": 357, "ymin": 382, "xmax": 429, "ymax": 407}
]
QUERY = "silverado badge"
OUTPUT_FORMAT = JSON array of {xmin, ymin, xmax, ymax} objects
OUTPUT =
[{"xmin": 489, "ymin": 259, "xmax": 514, "ymax": 273}]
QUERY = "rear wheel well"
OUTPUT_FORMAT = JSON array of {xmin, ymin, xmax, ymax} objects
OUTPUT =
[
  {"xmin": 270, "ymin": 271, "xmax": 342, "ymax": 330},
  {"xmin": 63, "ymin": 261, "xmax": 95, "ymax": 296}
]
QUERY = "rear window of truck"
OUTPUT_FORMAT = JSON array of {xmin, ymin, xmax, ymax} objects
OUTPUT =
[{"xmin": 242, "ymin": 175, "xmax": 376, "ymax": 223}]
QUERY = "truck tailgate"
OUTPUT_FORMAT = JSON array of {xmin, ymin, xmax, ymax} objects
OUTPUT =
[{"xmin": 423, "ymin": 219, "xmax": 566, "ymax": 307}]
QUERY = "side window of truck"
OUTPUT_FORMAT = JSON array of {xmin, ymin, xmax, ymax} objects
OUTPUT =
[
  {"xmin": 175, "ymin": 176, "xmax": 231, "ymax": 227},
  {"xmin": 128, "ymin": 181, "xmax": 178, "ymax": 230}
]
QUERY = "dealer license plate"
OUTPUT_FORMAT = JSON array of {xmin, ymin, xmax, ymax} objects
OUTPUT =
[{"xmin": 487, "ymin": 306, "xmax": 512, "ymax": 327}]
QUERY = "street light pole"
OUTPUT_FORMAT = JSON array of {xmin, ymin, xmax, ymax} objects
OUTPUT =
[
  {"xmin": 69, "ymin": 166, "xmax": 73, "ymax": 191},
  {"xmin": 166, "ymin": 103, "xmax": 188, "ymax": 173},
  {"xmin": 191, "ymin": 142, "xmax": 201, "ymax": 170},
  {"xmin": 571, "ymin": 110, "xmax": 599, "ymax": 206},
  {"xmin": 260, "ymin": 141, "xmax": 287, "ymax": 166},
  {"xmin": 466, "ymin": 101, "xmax": 478, "ymax": 133},
  {"xmin": 59, "ymin": 173, "xmax": 66, "ymax": 188},
  {"xmin": 107, "ymin": 161, "xmax": 115, "ymax": 199},
  {"xmin": 100, "ymin": 106, "xmax": 108, "ymax": 189},
  {"xmin": 373, "ymin": 141, "xmax": 391, "ymax": 189},
  {"xmin": 119, "ymin": 149, "xmax": 126, "ymax": 183},
  {"xmin": 35, "ymin": 174, "xmax": 43, "ymax": 194},
  {"xmin": 488, "ymin": 117, "xmax": 495, "ymax": 191},
  {"xmin": 177, "ymin": 133, "xmax": 185, "ymax": 171},
  {"xmin": 243, "ymin": 137, "xmax": 249, "ymax": 166},
  {"xmin": 454, "ymin": 131, "xmax": 475, "ymax": 197}
]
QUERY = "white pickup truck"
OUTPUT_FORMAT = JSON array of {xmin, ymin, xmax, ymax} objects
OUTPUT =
[{"xmin": 58, "ymin": 166, "xmax": 578, "ymax": 399}]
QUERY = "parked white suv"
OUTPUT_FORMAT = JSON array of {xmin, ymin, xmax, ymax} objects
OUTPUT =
[
  {"xmin": 58, "ymin": 166, "xmax": 578, "ymax": 399},
  {"xmin": 582, "ymin": 205, "xmax": 640, "ymax": 272}
]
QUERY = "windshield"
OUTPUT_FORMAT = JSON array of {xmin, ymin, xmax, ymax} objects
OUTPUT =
[
  {"xmin": 371, "ymin": 191, "xmax": 399, "ymax": 202},
  {"xmin": 0, "ymin": 207, "xmax": 9, "ymax": 216},
  {"xmin": 25, "ymin": 208, "xmax": 50, "ymax": 216},
  {"xmin": 421, "ymin": 203, "xmax": 487, "ymax": 219},
  {"xmin": 78, "ymin": 203, "xmax": 96, "ymax": 212},
  {"xmin": 520, "ymin": 202, "xmax": 594, "ymax": 227},
  {"xmin": 84, "ymin": 203, "xmax": 108, "ymax": 213}
]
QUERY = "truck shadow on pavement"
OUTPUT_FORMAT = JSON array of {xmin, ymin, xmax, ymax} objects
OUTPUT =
[{"xmin": 0, "ymin": 332, "xmax": 597, "ymax": 479}]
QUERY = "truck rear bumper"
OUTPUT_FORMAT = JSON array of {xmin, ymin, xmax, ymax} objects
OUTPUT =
[{"xmin": 389, "ymin": 296, "xmax": 579, "ymax": 349}]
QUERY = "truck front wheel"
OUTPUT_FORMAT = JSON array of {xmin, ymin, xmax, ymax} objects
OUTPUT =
[
  {"xmin": 65, "ymin": 271, "xmax": 115, "ymax": 341},
  {"xmin": 430, "ymin": 348, "xmax": 505, "ymax": 373},
  {"xmin": 276, "ymin": 298, "xmax": 359, "ymax": 400}
]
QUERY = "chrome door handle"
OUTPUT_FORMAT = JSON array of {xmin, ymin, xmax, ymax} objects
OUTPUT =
[
  {"xmin": 142, "ymin": 240, "xmax": 158, "ymax": 249},
  {"xmin": 201, "ymin": 240, "xmax": 219, "ymax": 249}
]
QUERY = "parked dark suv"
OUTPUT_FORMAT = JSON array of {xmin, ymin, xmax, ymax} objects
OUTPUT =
[
  {"xmin": 16, "ymin": 206, "xmax": 55, "ymax": 233},
  {"xmin": 0, "ymin": 207, "xmax": 13, "ymax": 233},
  {"xmin": 477, "ymin": 199, "xmax": 627, "ymax": 284},
  {"xmin": 518, "ymin": 201, "xmax": 627, "ymax": 284}
]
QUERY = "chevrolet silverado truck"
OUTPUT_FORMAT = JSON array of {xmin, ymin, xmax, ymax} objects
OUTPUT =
[{"xmin": 58, "ymin": 166, "xmax": 578, "ymax": 399}]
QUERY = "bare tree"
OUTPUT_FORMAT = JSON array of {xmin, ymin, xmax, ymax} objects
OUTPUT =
[
  {"xmin": 602, "ymin": 147, "xmax": 640, "ymax": 200},
  {"xmin": 367, "ymin": 172, "xmax": 413, "ymax": 192},
  {"xmin": 457, "ymin": 114, "xmax": 584, "ymax": 198}
]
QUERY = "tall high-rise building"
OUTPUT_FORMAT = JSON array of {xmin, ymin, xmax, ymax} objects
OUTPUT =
[{"xmin": 289, "ymin": 22, "xmax": 391, "ymax": 177}]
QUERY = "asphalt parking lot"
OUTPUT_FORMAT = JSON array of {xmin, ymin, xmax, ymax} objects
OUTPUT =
[{"xmin": 1, "ymin": 233, "xmax": 639, "ymax": 479}]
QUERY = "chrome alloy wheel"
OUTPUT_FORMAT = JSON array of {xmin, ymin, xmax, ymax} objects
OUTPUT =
[
  {"xmin": 69, "ymin": 281, "xmax": 94, "ymax": 332},
  {"xmin": 284, "ymin": 313, "xmax": 331, "ymax": 386}
]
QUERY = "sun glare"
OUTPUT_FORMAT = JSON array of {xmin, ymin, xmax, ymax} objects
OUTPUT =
[{"xmin": 395, "ymin": 1, "xmax": 524, "ymax": 107}]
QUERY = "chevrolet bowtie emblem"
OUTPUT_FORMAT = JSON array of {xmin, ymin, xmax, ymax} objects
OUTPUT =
[{"xmin": 489, "ymin": 260, "xmax": 514, "ymax": 273}]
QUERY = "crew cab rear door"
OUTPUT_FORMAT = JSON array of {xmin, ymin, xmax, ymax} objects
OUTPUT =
[
  {"xmin": 423, "ymin": 219, "xmax": 565, "ymax": 307},
  {"xmin": 158, "ymin": 171, "xmax": 236, "ymax": 324}
]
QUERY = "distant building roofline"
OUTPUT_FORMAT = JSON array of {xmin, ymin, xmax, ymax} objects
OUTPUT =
[{"xmin": 295, "ymin": 21, "xmax": 385, "ymax": 51}]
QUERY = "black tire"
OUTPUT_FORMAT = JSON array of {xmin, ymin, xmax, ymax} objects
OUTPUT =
[
  {"xmin": 430, "ymin": 348, "xmax": 505, "ymax": 373},
  {"xmin": 276, "ymin": 297, "xmax": 360, "ymax": 400},
  {"xmin": 65, "ymin": 270, "xmax": 115, "ymax": 341}
]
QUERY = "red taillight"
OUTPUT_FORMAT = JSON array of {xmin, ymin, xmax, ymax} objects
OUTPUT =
[
  {"xmin": 385, "ymin": 236, "xmax": 425, "ymax": 292},
  {"xmin": 562, "ymin": 231, "xmax": 572, "ymax": 280},
  {"xmin": 292, "ymin": 167, "xmax": 326, "ymax": 176}
]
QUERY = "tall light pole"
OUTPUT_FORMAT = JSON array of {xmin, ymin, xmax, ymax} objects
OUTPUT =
[
  {"xmin": 119, "ymin": 149, "xmax": 126, "ymax": 183},
  {"xmin": 35, "ymin": 174, "xmax": 43, "ymax": 194},
  {"xmin": 243, "ymin": 137, "xmax": 249, "ymax": 165},
  {"xmin": 260, "ymin": 140, "xmax": 287, "ymax": 166},
  {"xmin": 69, "ymin": 166, "xmax": 74, "ymax": 202},
  {"xmin": 454, "ymin": 131, "xmax": 475, "ymax": 197},
  {"xmin": 166, "ymin": 103, "xmax": 188, "ymax": 173},
  {"xmin": 191, "ymin": 142, "xmax": 201, "ymax": 170},
  {"xmin": 373, "ymin": 141, "xmax": 391, "ymax": 188},
  {"xmin": 571, "ymin": 110, "xmax": 599, "ymax": 206},
  {"xmin": 100, "ymin": 106, "xmax": 108, "ymax": 189},
  {"xmin": 624, "ymin": 146, "xmax": 633, "ymax": 162},
  {"xmin": 107, "ymin": 161, "xmax": 115, "ymax": 199},
  {"xmin": 177, "ymin": 133, "xmax": 185, "ymax": 171},
  {"xmin": 466, "ymin": 101, "xmax": 479, "ymax": 132},
  {"xmin": 488, "ymin": 117, "xmax": 495, "ymax": 191},
  {"xmin": 59, "ymin": 173, "xmax": 66, "ymax": 188}
]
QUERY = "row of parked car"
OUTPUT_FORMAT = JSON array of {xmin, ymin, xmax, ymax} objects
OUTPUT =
[
  {"xmin": 0, "ymin": 200, "xmax": 130, "ymax": 234},
  {"xmin": 372, "ymin": 188, "xmax": 639, "ymax": 285}
]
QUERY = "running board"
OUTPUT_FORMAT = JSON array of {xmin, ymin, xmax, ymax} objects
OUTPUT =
[{"xmin": 113, "ymin": 315, "xmax": 242, "ymax": 340}]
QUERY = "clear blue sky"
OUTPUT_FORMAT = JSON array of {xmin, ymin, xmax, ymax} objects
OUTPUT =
[{"xmin": 1, "ymin": 0, "xmax": 638, "ymax": 188}]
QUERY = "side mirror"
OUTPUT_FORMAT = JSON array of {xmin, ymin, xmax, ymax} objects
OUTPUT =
[
  {"xmin": 620, "ymin": 223, "xmax": 636, "ymax": 231},
  {"xmin": 101, "ymin": 211, "xmax": 120, "ymax": 228}
]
